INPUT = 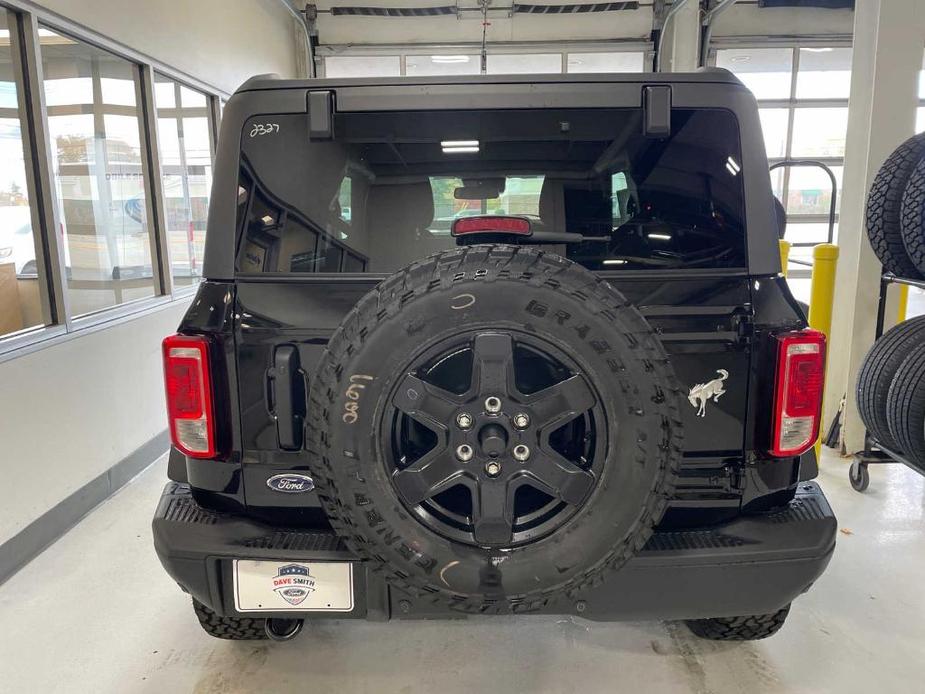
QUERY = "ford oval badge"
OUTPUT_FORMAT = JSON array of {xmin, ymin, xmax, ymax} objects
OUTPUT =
[{"xmin": 266, "ymin": 473, "xmax": 315, "ymax": 494}]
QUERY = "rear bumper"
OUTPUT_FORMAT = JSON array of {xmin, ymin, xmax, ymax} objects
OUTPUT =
[{"xmin": 153, "ymin": 481, "xmax": 836, "ymax": 622}]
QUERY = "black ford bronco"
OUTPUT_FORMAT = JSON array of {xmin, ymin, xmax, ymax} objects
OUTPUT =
[{"xmin": 153, "ymin": 70, "xmax": 836, "ymax": 642}]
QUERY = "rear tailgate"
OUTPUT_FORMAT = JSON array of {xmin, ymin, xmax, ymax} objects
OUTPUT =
[{"xmin": 233, "ymin": 272, "xmax": 754, "ymax": 514}]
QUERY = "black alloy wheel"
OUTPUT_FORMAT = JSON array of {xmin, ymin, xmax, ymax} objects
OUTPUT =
[{"xmin": 382, "ymin": 331, "xmax": 606, "ymax": 548}]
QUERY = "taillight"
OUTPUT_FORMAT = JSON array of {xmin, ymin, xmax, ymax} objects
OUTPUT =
[
  {"xmin": 451, "ymin": 216, "xmax": 532, "ymax": 236},
  {"xmin": 770, "ymin": 329, "xmax": 826, "ymax": 457},
  {"xmin": 162, "ymin": 334, "xmax": 215, "ymax": 458}
]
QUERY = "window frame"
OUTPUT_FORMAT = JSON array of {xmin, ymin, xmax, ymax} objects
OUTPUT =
[{"xmin": 0, "ymin": 0, "xmax": 230, "ymax": 362}]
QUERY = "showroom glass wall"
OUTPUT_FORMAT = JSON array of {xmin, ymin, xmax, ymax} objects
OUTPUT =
[{"xmin": 0, "ymin": 3, "xmax": 226, "ymax": 356}]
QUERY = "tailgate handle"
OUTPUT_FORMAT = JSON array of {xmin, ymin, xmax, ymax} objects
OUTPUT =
[{"xmin": 268, "ymin": 345, "xmax": 306, "ymax": 450}]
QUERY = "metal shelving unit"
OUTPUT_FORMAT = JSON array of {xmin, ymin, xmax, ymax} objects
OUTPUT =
[{"xmin": 851, "ymin": 272, "xmax": 925, "ymax": 491}]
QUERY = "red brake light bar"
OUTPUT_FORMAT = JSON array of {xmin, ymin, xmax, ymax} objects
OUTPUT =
[
  {"xmin": 451, "ymin": 216, "xmax": 532, "ymax": 237},
  {"xmin": 770, "ymin": 329, "xmax": 826, "ymax": 457},
  {"xmin": 163, "ymin": 334, "xmax": 216, "ymax": 458}
]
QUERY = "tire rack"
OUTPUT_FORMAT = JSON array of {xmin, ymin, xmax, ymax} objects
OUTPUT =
[{"xmin": 851, "ymin": 272, "xmax": 925, "ymax": 491}]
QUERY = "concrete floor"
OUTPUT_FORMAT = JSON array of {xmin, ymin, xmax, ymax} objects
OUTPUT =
[{"xmin": 1, "ymin": 451, "xmax": 924, "ymax": 694}]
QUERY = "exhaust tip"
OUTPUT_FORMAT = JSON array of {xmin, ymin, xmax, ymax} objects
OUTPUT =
[{"xmin": 265, "ymin": 617, "xmax": 304, "ymax": 641}]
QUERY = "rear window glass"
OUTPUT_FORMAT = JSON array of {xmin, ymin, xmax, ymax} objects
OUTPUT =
[{"xmin": 235, "ymin": 108, "xmax": 746, "ymax": 274}]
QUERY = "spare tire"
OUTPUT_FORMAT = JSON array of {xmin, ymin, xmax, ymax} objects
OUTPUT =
[
  {"xmin": 856, "ymin": 316, "xmax": 925, "ymax": 451},
  {"xmin": 901, "ymin": 157, "xmax": 925, "ymax": 276},
  {"xmin": 307, "ymin": 245, "xmax": 683, "ymax": 612},
  {"xmin": 887, "ymin": 342, "xmax": 925, "ymax": 464},
  {"xmin": 866, "ymin": 133, "xmax": 925, "ymax": 279}
]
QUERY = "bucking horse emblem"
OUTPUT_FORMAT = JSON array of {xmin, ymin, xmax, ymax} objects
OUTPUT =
[{"xmin": 688, "ymin": 369, "xmax": 729, "ymax": 417}]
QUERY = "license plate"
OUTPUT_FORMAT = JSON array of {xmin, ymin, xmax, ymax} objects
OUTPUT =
[{"xmin": 232, "ymin": 560, "xmax": 355, "ymax": 613}]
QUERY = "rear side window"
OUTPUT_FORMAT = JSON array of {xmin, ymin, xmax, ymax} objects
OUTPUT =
[{"xmin": 235, "ymin": 108, "xmax": 746, "ymax": 274}]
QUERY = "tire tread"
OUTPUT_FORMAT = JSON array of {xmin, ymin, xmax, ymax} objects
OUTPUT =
[
  {"xmin": 886, "ymin": 343, "xmax": 925, "ymax": 465},
  {"xmin": 866, "ymin": 133, "xmax": 925, "ymax": 278},
  {"xmin": 192, "ymin": 599, "xmax": 268, "ymax": 640},
  {"xmin": 901, "ymin": 157, "xmax": 925, "ymax": 275},
  {"xmin": 856, "ymin": 316, "xmax": 925, "ymax": 450},
  {"xmin": 685, "ymin": 604, "xmax": 790, "ymax": 641}
]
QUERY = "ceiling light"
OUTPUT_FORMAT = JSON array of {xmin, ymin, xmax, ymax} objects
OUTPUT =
[
  {"xmin": 431, "ymin": 55, "xmax": 471, "ymax": 64},
  {"xmin": 803, "ymin": 47, "xmax": 834, "ymax": 53},
  {"xmin": 603, "ymin": 259, "xmax": 627, "ymax": 265},
  {"xmin": 441, "ymin": 139, "xmax": 480, "ymax": 154},
  {"xmin": 647, "ymin": 233, "xmax": 672, "ymax": 241}
]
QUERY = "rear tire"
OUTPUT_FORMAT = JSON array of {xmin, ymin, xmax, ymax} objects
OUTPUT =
[
  {"xmin": 192, "ymin": 599, "xmax": 268, "ymax": 640},
  {"xmin": 856, "ymin": 316, "xmax": 925, "ymax": 450},
  {"xmin": 866, "ymin": 133, "xmax": 925, "ymax": 279},
  {"xmin": 685, "ymin": 604, "xmax": 791, "ymax": 641}
]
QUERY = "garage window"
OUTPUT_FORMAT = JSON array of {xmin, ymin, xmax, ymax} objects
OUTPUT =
[
  {"xmin": 324, "ymin": 55, "xmax": 401, "ymax": 77},
  {"xmin": 716, "ymin": 45, "xmax": 851, "ymax": 252},
  {"xmin": 322, "ymin": 49, "xmax": 650, "ymax": 77},
  {"xmin": 567, "ymin": 52, "xmax": 646, "ymax": 73},
  {"xmin": 487, "ymin": 53, "xmax": 562, "ymax": 74},
  {"xmin": 405, "ymin": 55, "xmax": 480, "ymax": 76}
]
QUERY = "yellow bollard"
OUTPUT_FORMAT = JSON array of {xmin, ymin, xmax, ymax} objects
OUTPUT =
[
  {"xmin": 779, "ymin": 239, "xmax": 791, "ymax": 278},
  {"xmin": 897, "ymin": 284, "xmax": 909, "ymax": 323},
  {"xmin": 808, "ymin": 243, "xmax": 839, "ymax": 459}
]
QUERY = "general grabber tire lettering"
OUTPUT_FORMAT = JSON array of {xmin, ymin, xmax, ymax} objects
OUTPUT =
[
  {"xmin": 866, "ymin": 133, "xmax": 925, "ymax": 279},
  {"xmin": 306, "ymin": 245, "xmax": 684, "ymax": 613},
  {"xmin": 856, "ymin": 315, "xmax": 925, "ymax": 451},
  {"xmin": 192, "ymin": 599, "xmax": 268, "ymax": 640},
  {"xmin": 886, "ymin": 341, "xmax": 925, "ymax": 466},
  {"xmin": 685, "ymin": 605, "xmax": 790, "ymax": 641}
]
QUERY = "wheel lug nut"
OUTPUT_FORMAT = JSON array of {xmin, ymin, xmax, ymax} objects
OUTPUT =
[
  {"xmin": 456, "ymin": 412, "xmax": 473, "ymax": 430},
  {"xmin": 456, "ymin": 444, "xmax": 474, "ymax": 462},
  {"xmin": 484, "ymin": 396, "xmax": 502, "ymax": 414},
  {"xmin": 485, "ymin": 461, "xmax": 502, "ymax": 477},
  {"xmin": 513, "ymin": 444, "xmax": 530, "ymax": 462},
  {"xmin": 513, "ymin": 413, "xmax": 530, "ymax": 429}
]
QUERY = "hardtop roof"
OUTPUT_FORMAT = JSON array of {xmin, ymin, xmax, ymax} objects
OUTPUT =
[{"xmin": 235, "ymin": 68, "xmax": 745, "ymax": 94}]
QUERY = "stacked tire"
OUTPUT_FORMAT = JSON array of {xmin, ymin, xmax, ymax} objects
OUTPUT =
[
  {"xmin": 866, "ymin": 133, "xmax": 925, "ymax": 278},
  {"xmin": 856, "ymin": 316, "xmax": 925, "ymax": 467},
  {"xmin": 856, "ymin": 134, "xmax": 925, "ymax": 488}
]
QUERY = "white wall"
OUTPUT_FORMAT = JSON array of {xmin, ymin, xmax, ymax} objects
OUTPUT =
[
  {"xmin": 0, "ymin": 0, "xmax": 302, "ymax": 547},
  {"xmin": 35, "ymin": 0, "xmax": 303, "ymax": 93},
  {"xmin": 0, "ymin": 303, "xmax": 188, "ymax": 544}
]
